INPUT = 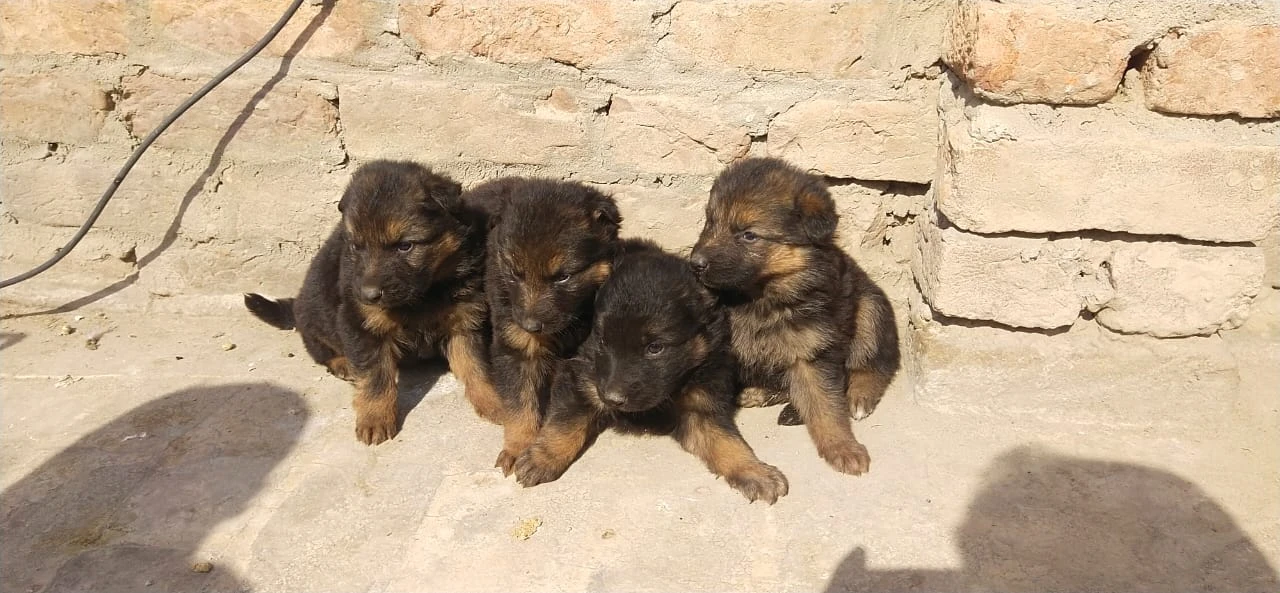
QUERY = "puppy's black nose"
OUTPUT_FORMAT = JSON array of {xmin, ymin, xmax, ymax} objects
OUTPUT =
[
  {"xmin": 518, "ymin": 317, "xmax": 544, "ymax": 333},
  {"xmin": 601, "ymin": 390, "xmax": 626, "ymax": 406},
  {"xmin": 689, "ymin": 252, "xmax": 709, "ymax": 273},
  {"xmin": 360, "ymin": 285, "xmax": 383, "ymax": 303}
]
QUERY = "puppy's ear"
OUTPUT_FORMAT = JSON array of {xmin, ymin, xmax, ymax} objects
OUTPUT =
[
  {"xmin": 419, "ymin": 169, "xmax": 463, "ymax": 212},
  {"xmin": 794, "ymin": 185, "xmax": 837, "ymax": 244},
  {"xmin": 337, "ymin": 186, "xmax": 354, "ymax": 214},
  {"xmin": 587, "ymin": 193, "xmax": 622, "ymax": 235}
]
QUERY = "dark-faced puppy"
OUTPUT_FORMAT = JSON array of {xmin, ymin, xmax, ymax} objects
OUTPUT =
[
  {"xmin": 512, "ymin": 240, "xmax": 789, "ymax": 503},
  {"xmin": 689, "ymin": 157, "xmax": 900, "ymax": 476},
  {"xmin": 244, "ymin": 160, "xmax": 503, "ymax": 445},
  {"xmin": 465, "ymin": 177, "xmax": 621, "ymax": 474}
]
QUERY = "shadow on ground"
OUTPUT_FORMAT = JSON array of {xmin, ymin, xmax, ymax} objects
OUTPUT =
[
  {"xmin": 0, "ymin": 383, "xmax": 309, "ymax": 593},
  {"xmin": 826, "ymin": 445, "xmax": 1278, "ymax": 593}
]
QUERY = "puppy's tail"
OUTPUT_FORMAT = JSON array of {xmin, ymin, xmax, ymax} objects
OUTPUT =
[{"xmin": 244, "ymin": 293, "xmax": 296, "ymax": 330}]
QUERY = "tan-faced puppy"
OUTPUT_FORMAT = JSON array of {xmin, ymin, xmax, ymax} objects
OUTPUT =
[
  {"xmin": 465, "ymin": 177, "xmax": 621, "ymax": 474},
  {"xmin": 513, "ymin": 239, "xmax": 789, "ymax": 504},
  {"xmin": 244, "ymin": 160, "xmax": 503, "ymax": 445},
  {"xmin": 689, "ymin": 157, "xmax": 900, "ymax": 476}
]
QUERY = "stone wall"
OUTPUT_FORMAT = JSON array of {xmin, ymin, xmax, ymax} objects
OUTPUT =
[{"xmin": 2, "ymin": 1, "xmax": 1277, "ymax": 401}]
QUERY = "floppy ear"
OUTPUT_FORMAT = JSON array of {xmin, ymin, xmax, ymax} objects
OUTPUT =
[
  {"xmin": 794, "ymin": 185, "xmax": 837, "ymax": 244},
  {"xmin": 587, "ymin": 193, "xmax": 622, "ymax": 235},
  {"xmin": 419, "ymin": 169, "xmax": 463, "ymax": 212}
]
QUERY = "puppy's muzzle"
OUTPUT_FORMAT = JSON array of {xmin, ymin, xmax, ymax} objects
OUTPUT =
[
  {"xmin": 359, "ymin": 284, "xmax": 383, "ymax": 304},
  {"xmin": 689, "ymin": 251, "xmax": 709, "ymax": 274}
]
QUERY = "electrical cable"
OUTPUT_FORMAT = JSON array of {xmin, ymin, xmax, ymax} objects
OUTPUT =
[{"xmin": 0, "ymin": 0, "xmax": 307, "ymax": 289}]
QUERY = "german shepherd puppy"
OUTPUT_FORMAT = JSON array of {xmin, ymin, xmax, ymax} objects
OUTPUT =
[
  {"xmin": 689, "ymin": 158, "xmax": 900, "ymax": 475},
  {"xmin": 513, "ymin": 239, "xmax": 789, "ymax": 504},
  {"xmin": 465, "ymin": 177, "xmax": 621, "ymax": 474},
  {"xmin": 244, "ymin": 160, "xmax": 503, "ymax": 445}
]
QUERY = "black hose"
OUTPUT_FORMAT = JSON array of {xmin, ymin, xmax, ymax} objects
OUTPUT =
[{"xmin": 0, "ymin": 0, "xmax": 307, "ymax": 290}]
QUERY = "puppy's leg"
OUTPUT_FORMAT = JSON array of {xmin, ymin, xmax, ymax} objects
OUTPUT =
[
  {"xmin": 674, "ymin": 389, "xmax": 788, "ymax": 504},
  {"xmin": 788, "ymin": 360, "xmax": 870, "ymax": 475},
  {"xmin": 495, "ymin": 356, "xmax": 547, "ymax": 475},
  {"xmin": 848, "ymin": 291, "xmax": 899, "ymax": 421},
  {"xmin": 351, "ymin": 342, "xmax": 401, "ymax": 445},
  {"xmin": 445, "ymin": 332, "xmax": 504, "ymax": 424},
  {"xmin": 513, "ymin": 407, "xmax": 597, "ymax": 487},
  {"xmin": 737, "ymin": 387, "xmax": 788, "ymax": 408}
]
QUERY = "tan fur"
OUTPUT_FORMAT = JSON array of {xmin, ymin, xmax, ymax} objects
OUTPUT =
[
  {"xmin": 787, "ymin": 360, "xmax": 869, "ymax": 475},
  {"xmin": 738, "ymin": 386, "xmax": 787, "ymax": 408},
  {"xmin": 729, "ymin": 311, "xmax": 833, "ymax": 369},
  {"xmin": 580, "ymin": 260, "xmax": 613, "ymax": 286},
  {"xmin": 495, "ymin": 356, "xmax": 551, "ymax": 474},
  {"xmin": 847, "ymin": 369, "xmax": 891, "ymax": 422},
  {"xmin": 526, "ymin": 413, "xmax": 593, "ymax": 473},
  {"xmin": 850, "ymin": 294, "xmax": 887, "ymax": 371},
  {"xmin": 358, "ymin": 303, "xmax": 401, "ymax": 337},
  {"xmin": 325, "ymin": 356, "xmax": 354, "ymax": 382},
  {"xmin": 676, "ymin": 388, "xmax": 789, "ymax": 504},
  {"xmin": 352, "ymin": 342, "xmax": 400, "ymax": 445},
  {"xmin": 446, "ymin": 335, "xmax": 505, "ymax": 424},
  {"xmin": 500, "ymin": 323, "xmax": 549, "ymax": 359}
]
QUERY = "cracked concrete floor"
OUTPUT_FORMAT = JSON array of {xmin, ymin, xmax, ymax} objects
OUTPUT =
[{"xmin": 2, "ymin": 291, "xmax": 1278, "ymax": 593}]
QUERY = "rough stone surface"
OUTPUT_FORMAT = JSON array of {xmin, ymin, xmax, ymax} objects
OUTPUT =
[
  {"xmin": 342, "ymin": 79, "xmax": 586, "ymax": 167},
  {"xmin": 601, "ymin": 95, "xmax": 755, "ymax": 176},
  {"xmin": 149, "ymin": 0, "xmax": 385, "ymax": 61},
  {"xmin": 400, "ymin": 0, "xmax": 651, "ymax": 68},
  {"xmin": 0, "ymin": 71, "xmax": 114, "ymax": 145},
  {"xmin": 936, "ymin": 76, "xmax": 1280, "ymax": 243},
  {"xmin": 1, "ymin": 297, "xmax": 1277, "ymax": 591},
  {"xmin": 914, "ymin": 206, "xmax": 1266, "ymax": 335},
  {"xmin": 769, "ymin": 98, "xmax": 936, "ymax": 183},
  {"xmin": 1142, "ymin": 22, "xmax": 1280, "ymax": 119},
  {"xmin": 668, "ymin": 1, "xmax": 877, "ymax": 77},
  {"xmin": 0, "ymin": 0, "xmax": 128, "ymax": 55},
  {"xmin": 119, "ymin": 73, "xmax": 344, "ymax": 166},
  {"xmin": 943, "ymin": 0, "xmax": 1133, "ymax": 105},
  {"xmin": 1096, "ymin": 241, "xmax": 1265, "ymax": 337}
]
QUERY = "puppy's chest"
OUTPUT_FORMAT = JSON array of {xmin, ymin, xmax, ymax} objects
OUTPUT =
[{"xmin": 728, "ymin": 306, "xmax": 832, "ymax": 369}]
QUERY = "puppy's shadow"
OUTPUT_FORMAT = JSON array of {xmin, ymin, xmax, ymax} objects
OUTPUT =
[
  {"xmin": 0, "ymin": 331, "xmax": 25, "ymax": 352},
  {"xmin": 396, "ymin": 359, "xmax": 449, "ymax": 418}
]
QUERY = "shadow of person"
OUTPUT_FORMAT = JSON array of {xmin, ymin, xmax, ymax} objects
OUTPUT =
[
  {"xmin": 1, "ymin": 382, "xmax": 309, "ymax": 593},
  {"xmin": 825, "ymin": 445, "xmax": 1279, "ymax": 593}
]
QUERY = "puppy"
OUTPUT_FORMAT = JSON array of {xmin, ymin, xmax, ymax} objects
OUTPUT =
[
  {"xmin": 513, "ymin": 240, "xmax": 789, "ymax": 504},
  {"xmin": 244, "ymin": 160, "xmax": 503, "ymax": 445},
  {"xmin": 689, "ymin": 157, "xmax": 900, "ymax": 475},
  {"xmin": 465, "ymin": 177, "xmax": 621, "ymax": 474}
]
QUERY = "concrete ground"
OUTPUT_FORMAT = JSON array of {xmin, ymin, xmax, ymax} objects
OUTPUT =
[{"xmin": 1, "ymin": 291, "xmax": 1278, "ymax": 593}]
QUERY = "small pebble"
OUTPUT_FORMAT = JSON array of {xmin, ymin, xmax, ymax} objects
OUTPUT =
[
  {"xmin": 74, "ymin": 315, "xmax": 85, "ymax": 322},
  {"xmin": 191, "ymin": 562, "xmax": 213, "ymax": 574},
  {"xmin": 601, "ymin": 529, "xmax": 616, "ymax": 540},
  {"xmin": 59, "ymin": 325, "xmax": 76, "ymax": 336},
  {"xmin": 221, "ymin": 343, "xmax": 236, "ymax": 351},
  {"xmin": 175, "ymin": 356, "xmax": 184, "ymax": 360},
  {"xmin": 511, "ymin": 517, "xmax": 542, "ymax": 540},
  {"xmin": 84, "ymin": 337, "xmax": 100, "ymax": 350}
]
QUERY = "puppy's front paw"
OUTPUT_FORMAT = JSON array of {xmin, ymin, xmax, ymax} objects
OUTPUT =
[
  {"xmin": 494, "ymin": 448, "xmax": 519, "ymax": 476},
  {"xmin": 512, "ymin": 446, "xmax": 570, "ymax": 487},
  {"xmin": 725, "ymin": 462, "xmax": 790, "ymax": 504},
  {"xmin": 820, "ymin": 440, "xmax": 870, "ymax": 476},
  {"xmin": 851, "ymin": 392, "xmax": 881, "ymax": 421},
  {"xmin": 355, "ymin": 408, "xmax": 399, "ymax": 445}
]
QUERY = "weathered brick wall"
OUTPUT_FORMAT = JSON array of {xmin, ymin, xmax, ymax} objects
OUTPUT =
[{"xmin": 2, "ymin": 1, "xmax": 1277, "ymax": 391}]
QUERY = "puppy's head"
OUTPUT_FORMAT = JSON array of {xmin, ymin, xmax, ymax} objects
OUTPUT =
[
  {"xmin": 689, "ymin": 158, "xmax": 837, "ymax": 295},
  {"xmin": 487, "ymin": 179, "xmax": 621, "ymax": 336},
  {"xmin": 337, "ymin": 160, "xmax": 467, "ymax": 308},
  {"xmin": 583, "ymin": 241, "xmax": 721, "ymax": 413}
]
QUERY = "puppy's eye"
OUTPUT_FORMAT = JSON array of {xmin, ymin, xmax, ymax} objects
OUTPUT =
[
  {"xmin": 394, "ymin": 241, "xmax": 414, "ymax": 253},
  {"xmin": 644, "ymin": 342, "xmax": 665, "ymax": 356},
  {"xmin": 739, "ymin": 231, "xmax": 759, "ymax": 243},
  {"xmin": 349, "ymin": 243, "xmax": 362, "ymax": 253},
  {"xmin": 553, "ymin": 272, "xmax": 573, "ymax": 284}
]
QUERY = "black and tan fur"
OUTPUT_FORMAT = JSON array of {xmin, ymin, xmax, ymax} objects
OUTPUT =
[
  {"xmin": 689, "ymin": 157, "xmax": 900, "ymax": 475},
  {"xmin": 513, "ymin": 239, "xmax": 789, "ymax": 503},
  {"xmin": 244, "ymin": 160, "xmax": 503, "ymax": 445},
  {"xmin": 466, "ymin": 177, "xmax": 621, "ymax": 474}
]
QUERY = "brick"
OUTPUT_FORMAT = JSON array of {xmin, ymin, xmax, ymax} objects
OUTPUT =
[
  {"xmin": 936, "ymin": 78, "xmax": 1280, "ymax": 243},
  {"xmin": 0, "ymin": 0, "xmax": 128, "ymax": 55},
  {"xmin": 150, "ymin": 0, "xmax": 383, "ymax": 60},
  {"xmin": 119, "ymin": 73, "xmax": 344, "ymax": 166},
  {"xmin": 400, "ymin": 0, "xmax": 649, "ymax": 68},
  {"xmin": 1095, "ymin": 241, "xmax": 1264, "ymax": 338},
  {"xmin": 0, "ymin": 71, "xmax": 113, "ymax": 144},
  {"xmin": 601, "ymin": 182, "xmax": 709, "ymax": 250},
  {"xmin": 943, "ymin": 0, "xmax": 1133, "ymax": 105},
  {"xmin": 1142, "ymin": 22, "xmax": 1280, "ymax": 119},
  {"xmin": 668, "ymin": 1, "xmax": 876, "ymax": 77},
  {"xmin": 912, "ymin": 218, "xmax": 1112, "ymax": 330},
  {"xmin": 912, "ymin": 322, "xmax": 1239, "ymax": 429},
  {"xmin": 341, "ymin": 79, "xmax": 586, "ymax": 166},
  {"xmin": 601, "ymin": 95, "xmax": 754, "ymax": 176},
  {"xmin": 768, "ymin": 98, "xmax": 936, "ymax": 183}
]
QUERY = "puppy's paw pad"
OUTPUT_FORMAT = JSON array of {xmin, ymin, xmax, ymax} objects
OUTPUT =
[
  {"xmin": 821, "ymin": 442, "xmax": 870, "ymax": 476},
  {"xmin": 726, "ymin": 463, "xmax": 790, "ymax": 504}
]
